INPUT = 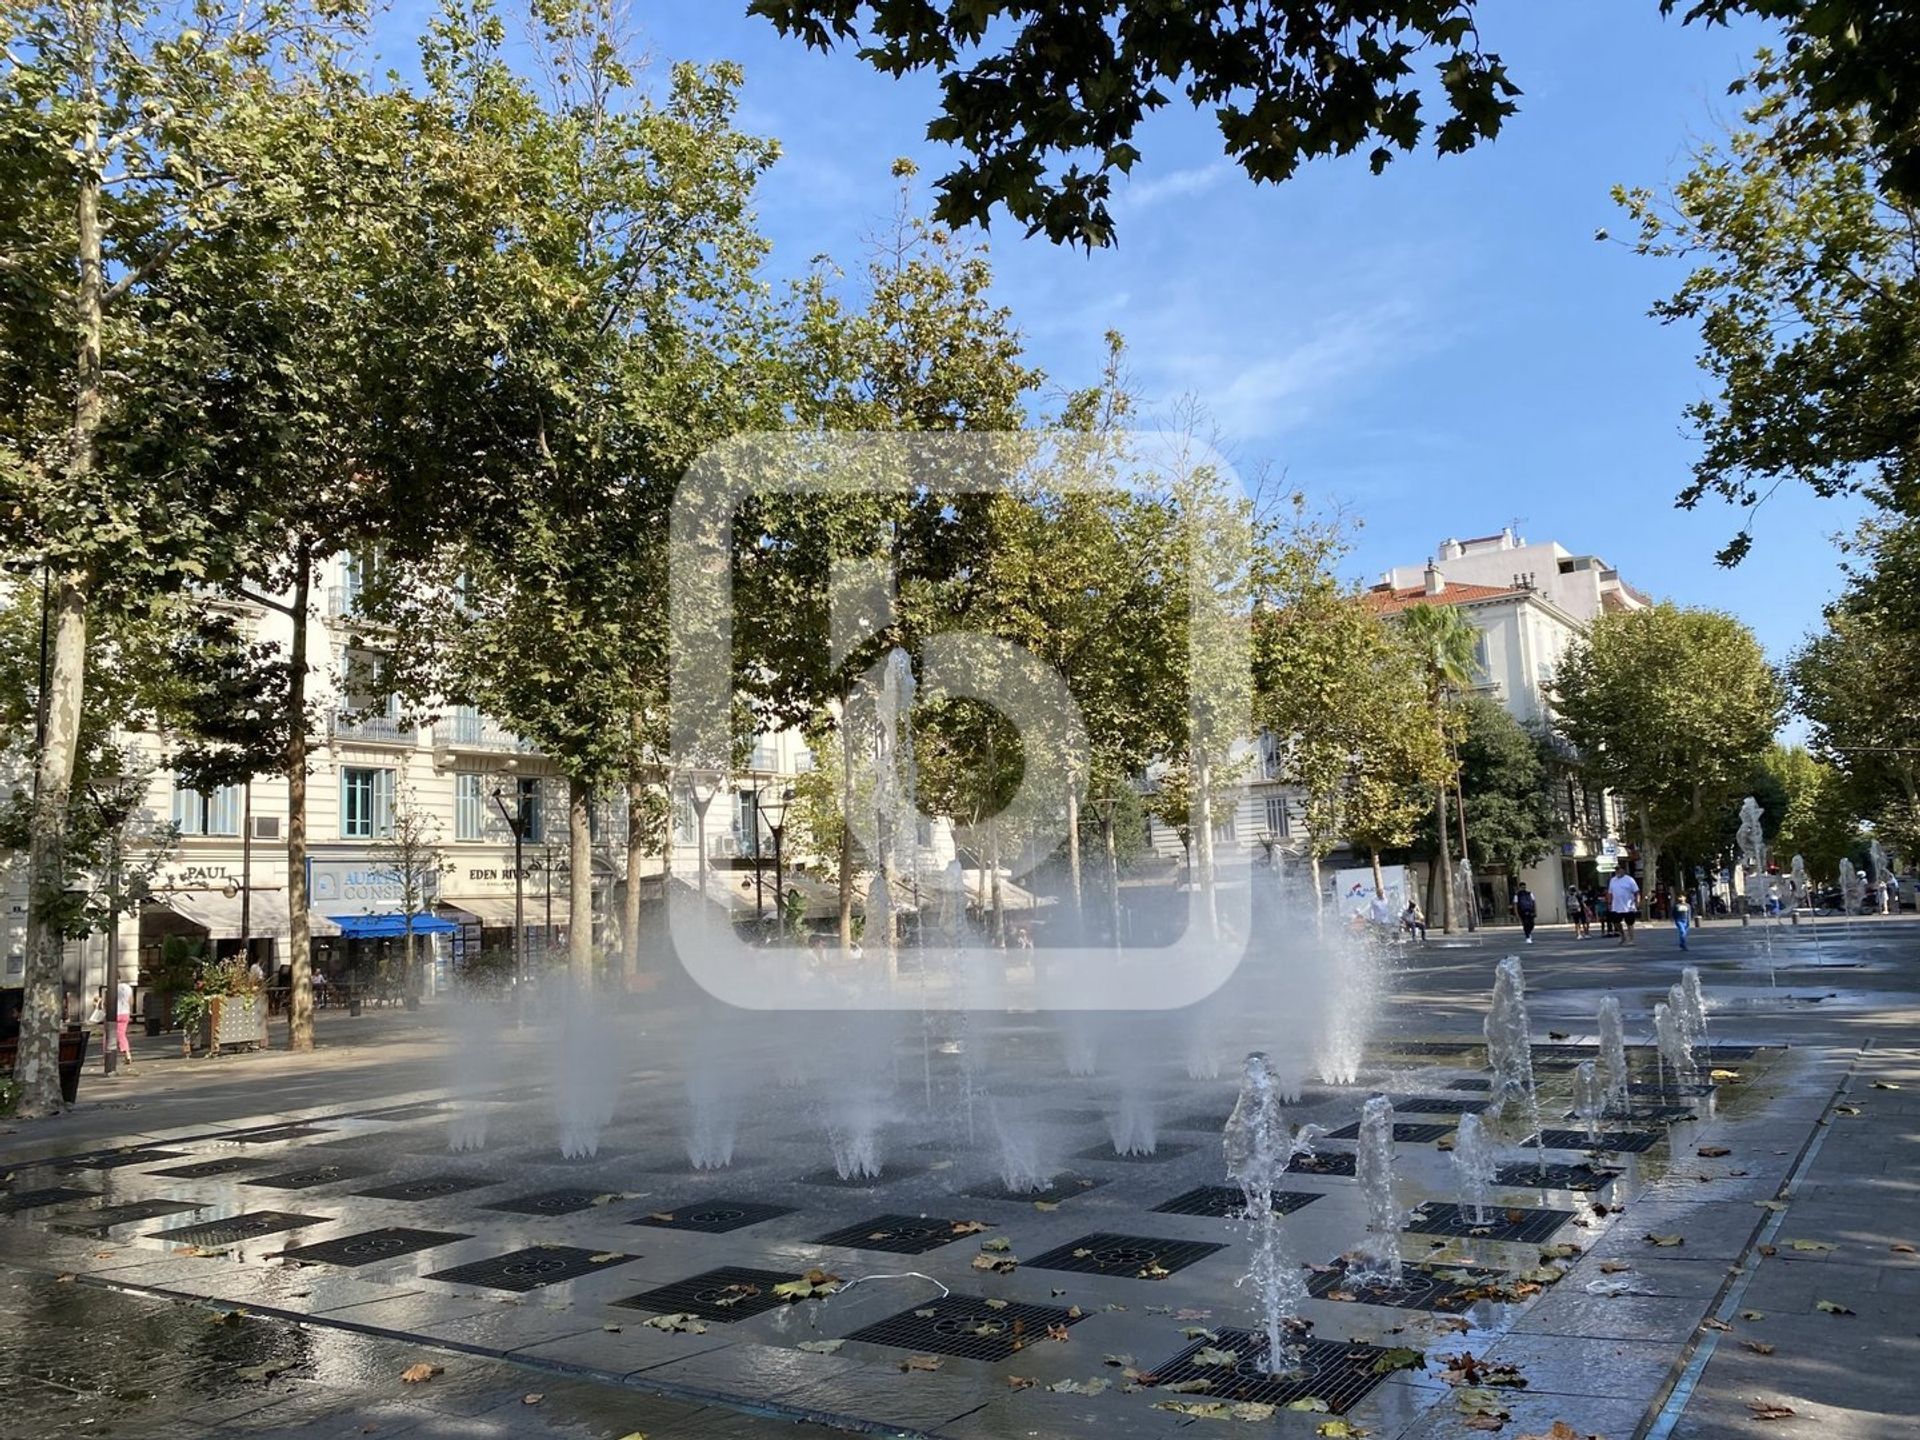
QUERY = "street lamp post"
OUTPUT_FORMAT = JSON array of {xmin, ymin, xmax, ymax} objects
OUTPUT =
[
  {"xmin": 759, "ymin": 786, "xmax": 793, "ymax": 932},
  {"xmin": 685, "ymin": 769, "xmax": 720, "ymax": 925},
  {"xmin": 491, "ymin": 785, "xmax": 529, "ymax": 1025},
  {"xmin": 1091, "ymin": 794, "xmax": 1122, "ymax": 946}
]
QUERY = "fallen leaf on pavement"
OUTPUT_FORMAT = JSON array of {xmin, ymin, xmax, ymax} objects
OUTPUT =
[
  {"xmin": 1748, "ymin": 1401, "xmax": 1795, "ymax": 1420},
  {"xmin": 1515, "ymin": 1425, "xmax": 1598, "ymax": 1440},
  {"xmin": 1815, "ymin": 1299, "xmax": 1855, "ymax": 1315},
  {"xmin": 1005, "ymin": 1375, "xmax": 1035, "ymax": 1390},
  {"xmin": 1317, "ymin": 1422, "xmax": 1369, "ymax": 1438},
  {"xmin": 1645, "ymin": 1234, "xmax": 1685, "ymax": 1247},
  {"xmin": 588, "ymin": 1252, "xmax": 620, "ymax": 1264},
  {"xmin": 797, "ymin": 1339, "xmax": 844, "ymax": 1355},
  {"xmin": 1872, "ymin": 1081, "xmax": 1900, "ymax": 1090},
  {"xmin": 1891, "ymin": 1243, "xmax": 1916, "ymax": 1255},
  {"xmin": 1033, "ymin": 1200, "xmax": 1059, "ymax": 1212},
  {"xmin": 522, "ymin": 1394, "xmax": 542, "ymax": 1406},
  {"xmin": 899, "ymin": 1355, "xmax": 943, "ymax": 1373},
  {"xmin": 1701, "ymin": 1318, "xmax": 1731, "ymax": 1331},
  {"xmin": 1047, "ymin": 1377, "xmax": 1109, "ymax": 1396},
  {"xmin": 1741, "ymin": 1310, "xmax": 1765, "ymax": 1321},
  {"xmin": 642, "ymin": 1313, "xmax": 707, "ymax": 1335},
  {"xmin": 1835, "ymin": 1104, "xmax": 1861, "ymax": 1116},
  {"xmin": 980, "ymin": 1236, "xmax": 1013, "ymax": 1252},
  {"xmin": 1697, "ymin": 1146, "xmax": 1731, "ymax": 1158},
  {"xmin": 1598, "ymin": 1261, "xmax": 1633, "ymax": 1274},
  {"xmin": 1788, "ymin": 1240, "xmax": 1835, "ymax": 1252},
  {"xmin": 400, "ymin": 1364, "xmax": 442, "ymax": 1384},
  {"xmin": 1743, "ymin": 1341, "xmax": 1775, "ymax": 1355}
]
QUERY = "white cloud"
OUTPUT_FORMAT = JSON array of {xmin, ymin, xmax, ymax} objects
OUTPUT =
[{"xmin": 1116, "ymin": 164, "xmax": 1231, "ymax": 211}]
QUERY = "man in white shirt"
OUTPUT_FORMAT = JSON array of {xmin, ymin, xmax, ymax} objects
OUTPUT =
[{"xmin": 1607, "ymin": 870, "xmax": 1642, "ymax": 947}]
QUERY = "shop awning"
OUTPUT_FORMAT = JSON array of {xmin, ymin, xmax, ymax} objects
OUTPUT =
[
  {"xmin": 435, "ymin": 895, "xmax": 531, "ymax": 928},
  {"xmin": 148, "ymin": 891, "xmax": 341, "ymax": 940},
  {"xmin": 327, "ymin": 911, "xmax": 459, "ymax": 939}
]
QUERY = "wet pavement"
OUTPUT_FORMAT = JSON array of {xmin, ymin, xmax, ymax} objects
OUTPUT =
[{"xmin": 2, "ymin": 914, "xmax": 1916, "ymax": 1438}]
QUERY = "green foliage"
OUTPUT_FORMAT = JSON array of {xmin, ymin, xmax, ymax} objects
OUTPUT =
[{"xmin": 1406, "ymin": 697, "xmax": 1564, "ymax": 874}]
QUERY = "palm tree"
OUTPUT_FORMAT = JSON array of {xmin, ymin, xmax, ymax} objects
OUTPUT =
[{"xmin": 1397, "ymin": 604, "xmax": 1478, "ymax": 932}]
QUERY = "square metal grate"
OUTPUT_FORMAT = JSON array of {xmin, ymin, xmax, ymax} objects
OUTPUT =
[
  {"xmin": 1142, "ymin": 1330, "xmax": 1395, "ymax": 1414},
  {"xmin": 281, "ymin": 1227, "xmax": 470, "ymax": 1267},
  {"xmin": 356, "ymin": 1103, "xmax": 449, "ymax": 1121},
  {"xmin": 148, "ymin": 1156, "xmax": 274, "ymax": 1179},
  {"xmin": 1324, "ymin": 1121, "xmax": 1455, "ymax": 1143},
  {"xmin": 798, "ymin": 1162, "xmax": 926, "ymax": 1188},
  {"xmin": 630, "ymin": 1200, "xmax": 795, "ymax": 1234},
  {"xmin": 1536, "ymin": 1128, "xmax": 1663, "ymax": 1154},
  {"xmin": 1493, "ymin": 1161, "xmax": 1620, "ymax": 1191},
  {"xmin": 247, "ymin": 1164, "xmax": 365, "ymax": 1191},
  {"xmin": 1447, "ymin": 1078, "xmax": 1493, "ymax": 1092},
  {"xmin": 234, "ymin": 1125, "xmax": 335, "ymax": 1143},
  {"xmin": 52, "ymin": 1199, "xmax": 204, "ymax": 1235},
  {"xmin": 844, "ymin": 1293, "xmax": 1085, "ymax": 1361},
  {"xmin": 151, "ymin": 1210, "xmax": 326, "ymax": 1246},
  {"xmin": 1305, "ymin": 1259, "xmax": 1505, "ymax": 1312},
  {"xmin": 1039, "ymin": 1107, "xmax": 1107, "ymax": 1125},
  {"xmin": 62, "ymin": 1149, "xmax": 189, "ymax": 1170},
  {"xmin": 1392, "ymin": 1041, "xmax": 1484, "ymax": 1056},
  {"xmin": 962, "ymin": 1174, "xmax": 1108, "ymax": 1205},
  {"xmin": 1073, "ymin": 1141, "xmax": 1197, "ymax": 1164},
  {"xmin": 1404, "ymin": 1201, "xmax": 1575, "ymax": 1244},
  {"xmin": 0, "ymin": 1186, "xmax": 99, "ymax": 1215},
  {"xmin": 353, "ymin": 1174, "xmax": 495, "ymax": 1201},
  {"xmin": 427, "ymin": 1244, "xmax": 636, "ymax": 1292},
  {"xmin": 1025, "ymin": 1231, "xmax": 1227, "ymax": 1280},
  {"xmin": 1569, "ymin": 1105, "xmax": 1694, "ymax": 1125},
  {"xmin": 612, "ymin": 1266, "xmax": 800, "ymax": 1323},
  {"xmin": 1392, "ymin": 1096, "xmax": 1491, "ymax": 1115},
  {"xmin": 1153, "ymin": 1186, "xmax": 1324, "ymax": 1220},
  {"xmin": 486, "ymin": 1188, "xmax": 609, "ymax": 1217},
  {"xmin": 1283, "ymin": 1150, "xmax": 1357, "ymax": 1178},
  {"xmin": 812, "ymin": 1214, "xmax": 978, "ymax": 1255}
]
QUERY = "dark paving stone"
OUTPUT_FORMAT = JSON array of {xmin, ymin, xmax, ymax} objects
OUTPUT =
[
  {"xmin": 485, "ymin": 1188, "xmax": 612, "ymax": 1217},
  {"xmin": 1024, "ymin": 1231, "xmax": 1227, "ymax": 1280},
  {"xmin": 1492, "ymin": 1161, "xmax": 1621, "ymax": 1192},
  {"xmin": 1152, "ymin": 1185, "xmax": 1324, "ymax": 1219},
  {"xmin": 961, "ymin": 1174, "xmax": 1108, "ymax": 1205},
  {"xmin": 60, "ymin": 1149, "xmax": 190, "ymax": 1170},
  {"xmin": 280, "ymin": 1227, "xmax": 470, "ymax": 1267},
  {"xmin": 1324, "ymin": 1121, "xmax": 1455, "ymax": 1143},
  {"xmin": 1142, "ymin": 1329, "xmax": 1394, "ymax": 1415},
  {"xmin": 843, "ymin": 1293, "xmax": 1086, "ymax": 1361},
  {"xmin": 629, "ymin": 1200, "xmax": 796, "ymax": 1233},
  {"xmin": 147, "ymin": 1156, "xmax": 277, "ymax": 1179},
  {"xmin": 1037, "ymin": 1107, "xmax": 1107, "ymax": 1124},
  {"xmin": 354, "ymin": 1103, "xmax": 449, "ymax": 1121},
  {"xmin": 246, "ymin": 1164, "xmax": 367, "ymax": 1191},
  {"xmin": 1072, "ymin": 1141, "xmax": 1197, "ymax": 1164},
  {"xmin": 797, "ymin": 1162, "xmax": 927, "ymax": 1188},
  {"xmin": 1283, "ymin": 1150, "xmax": 1357, "ymax": 1178},
  {"xmin": 1305, "ymin": 1258, "xmax": 1506, "ymax": 1311},
  {"xmin": 812, "ymin": 1214, "xmax": 980, "ymax": 1255},
  {"xmin": 1392, "ymin": 1096, "xmax": 1491, "ymax": 1115},
  {"xmin": 611, "ymin": 1266, "xmax": 802, "ymax": 1322},
  {"xmin": 1536, "ymin": 1128, "xmax": 1664, "ymax": 1154},
  {"xmin": 232, "ymin": 1125, "xmax": 335, "ymax": 1143},
  {"xmin": 1404, "ymin": 1201, "xmax": 1576, "ymax": 1244},
  {"xmin": 426, "ymin": 1244, "xmax": 637, "ymax": 1292},
  {"xmin": 51, "ymin": 1199, "xmax": 205, "ymax": 1235},
  {"xmin": 0, "ymin": 1185, "xmax": 99, "ymax": 1215},
  {"xmin": 1392, "ymin": 1041, "xmax": 1484, "ymax": 1056},
  {"xmin": 352, "ymin": 1174, "xmax": 496, "ymax": 1201},
  {"xmin": 151, "ymin": 1210, "xmax": 326, "ymax": 1246},
  {"xmin": 1447, "ymin": 1078, "xmax": 1493, "ymax": 1092}
]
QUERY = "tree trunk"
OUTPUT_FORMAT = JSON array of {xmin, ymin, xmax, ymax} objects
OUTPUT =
[
  {"xmin": 1638, "ymin": 801, "xmax": 1659, "ymax": 917},
  {"xmin": 1065, "ymin": 789, "xmax": 1083, "ymax": 920},
  {"xmin": 988, "ymin": 818, "xmax": 1005, "ymax": 946},
  {"xmin": 838, "ymin": 713, "xmax": 855, "ymax": 948},
  {"xmin": 1369, "ymin": 847, "xmax": 1385, "ymax": 896},
  {"xmin": 1194, "ymin": 751, "xmax": 1219, "ymax": 937},
  {"xmin": 17, "ymin": 43, "xmax": 105, "ymax": 1114},
  {"xmin": 622, "ymin": 777, "xmax": 648, "ymax": 980},
  {"xmin": 1102, "ymin": 812, "xmax": 1121, "ymax": 946},
  {"xmin": 568, "ymin": 776, "xmax": 593, "ymax": 984},
  {"xmin": 1435, "ymin": 785, "xmax": 1455, "ymax": 933},
  {"xmin": 285, "ymin": 543, "xmax": 316, "ymax": 1051}
]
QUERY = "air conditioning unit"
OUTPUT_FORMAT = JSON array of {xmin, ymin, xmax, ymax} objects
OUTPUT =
[{"xmin": 249, "ymin": 815, "xmax": 281, "ymax": 841}]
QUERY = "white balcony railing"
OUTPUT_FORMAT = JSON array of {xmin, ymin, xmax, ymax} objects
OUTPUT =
[
  {"xmin": 329, "ymin": 708, "xmax": 415, "ymax": 744},
  {"xmin": 431, "ymin": 713, "xmax": 540, "ymax": 754}
]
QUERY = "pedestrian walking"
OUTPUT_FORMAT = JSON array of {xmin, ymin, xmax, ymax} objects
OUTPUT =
[
  {"xmin": 1673, "ymin": 891, "xmax": 1692, "ymax": 951},
  {"xmin": 1514, "ymin": 883, "xmax": 1537, "ymax": 944},
  {"xmin": 113, "ymin": 976, "xmax": 135, "ymax": 1072},
  {"xmin": 1607, "ymin": 869, "xmax": 1641, "ymax": 947}
]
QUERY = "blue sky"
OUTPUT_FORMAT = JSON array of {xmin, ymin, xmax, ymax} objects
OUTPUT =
[{"xmin": 377, "ymin": 1, "xmax": 1858, "ymax": 664}]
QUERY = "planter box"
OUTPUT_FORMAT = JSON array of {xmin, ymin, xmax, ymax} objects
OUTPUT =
[{"xmin": 203, "ymin": 993, "xmax": 269, "ymax": 1052}]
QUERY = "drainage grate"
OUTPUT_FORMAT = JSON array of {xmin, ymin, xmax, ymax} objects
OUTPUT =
[
  {"xmin": 1039, "ymin": 1107, "xmax": 1107, "ymax": 1125},
  {"xmin": 282, "ymin": 1227, "xmax": 470, "ymax": 1267},
  {"xmin": 486, "ymin": 1189, "xmax": 608, "ymax": 1217},
  {"xmin": 1153, "ymin": 1186, "xmax": 1324, "ymax": 1220},
  {"xmin": 51, "ymin": 1199, "xmax": 205, "ymax": 1235},
  {"xmin": 62, "ymin": 1149, "xmax": 189, "ymax": 1170},
  {"xmin": 1392, "ymin": 1096, "xmax": 1491, "ymax": 1115},
  {"xmin": 1536, "ymin": 1128, "xmax": 1662, "ymax": 1154},
  {"xmin": 1569, "ymin": 1105, "xmax": 1694, "ymax": 1124},
  {"xmin": 233, "ymin": 1125, "xmax": 335, "ymax": 1143},
  {"xmin": 1142, "ymin": 1330, "xmax": 1394, "ymax": 1414},
  {"xmin": 353, "ymin": 1174, "xmax": 494, "ymax": 1201},
  {"xmin": 1073, "ymin": 1141, "xmax": 1196, "ymax": 1164},
  {"xmin": 798, "ymin": 1163, "xmax": 926, "ymax": 1188},
  {"xmin": 1324, "ymin": 1121, "xmax": 1455, "ymax": 1143},
  {"xmin": 1404, "ymin": 1201, "xmax": 1575, "ymax": 1244},
  {"xmin": 962, "ymin": 1174, "xmax": 1108, "ymax": 1205},
  {"xmin": 813, "ymin": 1214, "xmax": 977, "ymax": 1255},
  {"xmin": 1493, "ymin": 1161, "xmax": 1620, "ymax": 1192},
  {"xmin": 844, "ymin": 1293, "xmax": 1085, "ymax": 1361},
  {"xmin": 630, "ymin": 1200, "xmax": 795, "ymax": 1234},
  {"xmin": 1627, "ymin": 1081, "xmax": 1716, "ymax": 1097},
  {"xmin": 1283, "ymin": 1150, "xmax": 1356, "ymax": 1178},
  {"xmin": 1531, "ymin": 1044, "xmax": 1598, "ymax": 1059},
  {"xmin": 151, "ymin": 1211, "xmax": 326, "ymax": 1246},
  {"xmin": 0, "ymin": 1186, "xmax": 99, "ymax": 1215},
  {"xmin": 1305, "ymin": 1259, "xmax": 1505, "ymax": 1311},
  {"xmin": 427, "ymin": 1245, "xmax": 636, "ymax": 1292},
  {"xmin": 1392, "ymin": 1041, "xmax": 1484, "ymax": 1056},
  {"xmin": 356, "ymin": 1103, "xmax": 449, "ymax": 1121},
  {"xmin": 247, "ymin": 1165, "xmax": 366, "ymax": 1191},
  {"xmin": 612, "ymin": 1266, "xmax": 799, "ymax": 1323},
  {"xmin": 1026, "ymin": 1231, "xmax": 1227, "ymax": 1280},
  {"xmin": 148, "ymin": 1157, "xmax": 274, "ymax": 1179},
  {"xmin": 1447, "ymin": 1078, "xmax": 1493, "ymax": 1092}
]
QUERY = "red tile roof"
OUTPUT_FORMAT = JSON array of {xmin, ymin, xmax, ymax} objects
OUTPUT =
[{"xmin": 1363, "ymin": 581, "xmax": 1524, "ymax": 616}]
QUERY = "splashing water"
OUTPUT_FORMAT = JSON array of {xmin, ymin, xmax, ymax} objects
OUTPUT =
[
  {"xmin": 1484, "ymin": 956, "xmax": 1540, "ymax": 1149},
  {"xmin": 1351, "ymin": 1095, "xmax": 1402, "ymax": 1285},
  {"xmin": 553, "ymin": 996, "xmax": 619, "ymax": 1159},
  {"xmin": 1654, "ymin": 1000, "xmax": 1694, "ymax": 1097},
  {"xmin": 1315, "ymin": 936, "xmax": 1374, "ymax": 1085},
  {"xmin": 1574, "ymin": 1060, "xmax": 1604, "ymax": 1144},
  {"xmin": 1451, "ymin": 1111, "xmax": 1497, "ymax": 1224},
  {"xmin": 1678, "ymin": 968, "xmax": 1710, "ymax": 1066},
  {"xmin": 1790, "ymin": 854, "xmax": 1825, "ymax": 966},
  {"xmin": 446, "ymin": 999, "xmax": 497, "ymax": 1152},
  {"xmin": 1840, "ymin": 859, "xmax": 1864, "ymax": 933},
  {"xmin": 1598, "ymin": 995, "xmax": 1630, "ymax": 1119},
  {"xmin": 1224, "ymin": 1053, "xmax": 1310, "ymax": 1370}
]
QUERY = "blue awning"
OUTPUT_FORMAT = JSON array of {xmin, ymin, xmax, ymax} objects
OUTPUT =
[{"xmin": 327, "ymin": 911, "xmax": 459, "ymax": 939}]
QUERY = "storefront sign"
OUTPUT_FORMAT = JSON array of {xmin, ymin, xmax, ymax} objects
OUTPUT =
[{"xmin": 308, "ymin": 857, "xmax": 440, "ymax": 914}]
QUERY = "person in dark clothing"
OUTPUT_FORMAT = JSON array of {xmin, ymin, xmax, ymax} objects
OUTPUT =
[{"xmin": 1515, "ymin": 883, "xmax": 1538, "ymax": 944}]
